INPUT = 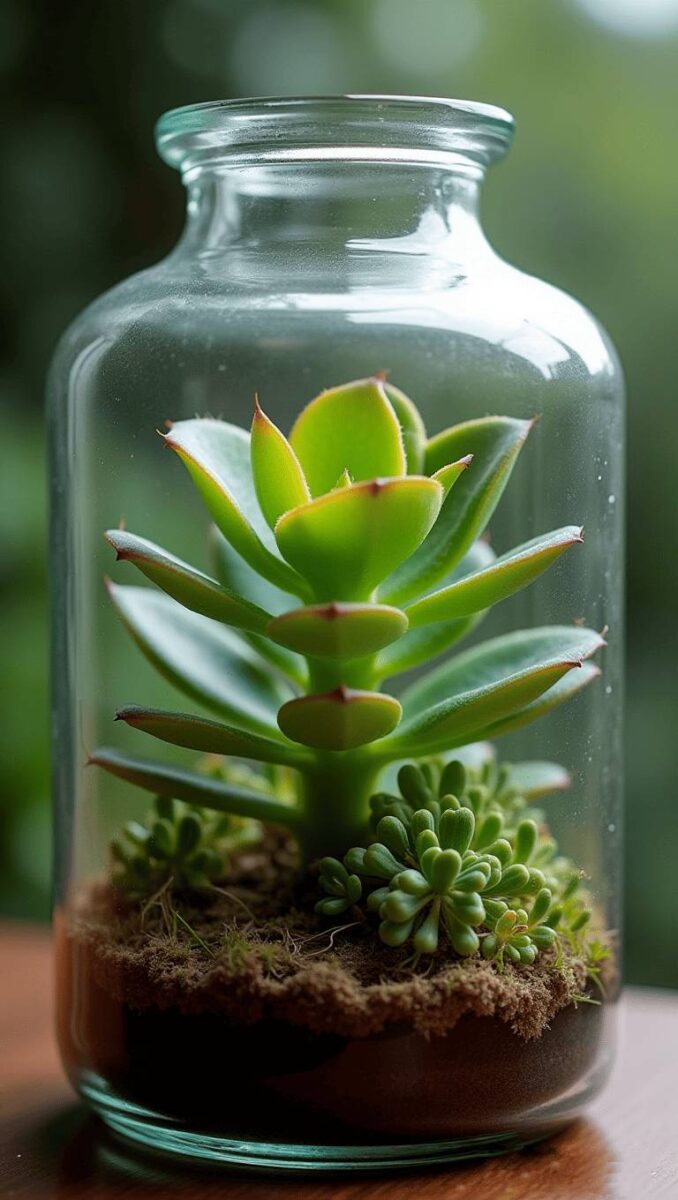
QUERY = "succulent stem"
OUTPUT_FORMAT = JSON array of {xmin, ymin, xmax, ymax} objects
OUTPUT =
[{"xmin": 297, "ymin": 756, "xmax": 381, "ymax": 863}]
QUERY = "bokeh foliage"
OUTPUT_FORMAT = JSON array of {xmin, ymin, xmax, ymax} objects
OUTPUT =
[{"xmin": 1, "ymin": 0, "xmax": 676, "ymax": 984}]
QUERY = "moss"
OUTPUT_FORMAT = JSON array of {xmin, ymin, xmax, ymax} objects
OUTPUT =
[{"xmin": 66, "ymin": 861, "xmax": 612, "ymax": 1042}]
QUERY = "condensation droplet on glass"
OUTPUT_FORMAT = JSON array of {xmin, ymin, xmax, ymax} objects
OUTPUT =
[
  {"xmin": 608, "ymin": 824, "xmax": 616, "ymax": 834},
  {"xmin": 605, "ymin": 685, "xmax": 612, "ymax": 695},
  {"xmin": 608, "ymin": 494, "xmax": 615, "ymax": 504}
]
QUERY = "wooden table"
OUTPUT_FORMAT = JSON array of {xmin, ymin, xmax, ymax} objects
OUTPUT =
[{"xmin": 2, "ymin": 923, "xmax": 677, "ymax": 1199}]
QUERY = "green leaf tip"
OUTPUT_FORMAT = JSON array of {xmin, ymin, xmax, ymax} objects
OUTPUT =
[
  {"xmin": 164, "ymin": 418, "xmax": 308, "ymax": 597},
  {"xmin": 404, "ymin": 525, "xmax": 585, "ymax": 628},
  {"xmin": 114, "ymin": 704, "xmax": 309, "ymax": 766},
  {"xmin": 289, "ymin": 377, "xmax": 407, "ymax": 496},
  {"xmin": 382, "ymin": 414, "xmax": 535, "ymax": 605},
  {"xmin": 250, "ymin": 397, "xmax": 311, "ymax": 529},
  {"xmin": 104, "ymin": 528, "xmax": 272, "ymax": 634}
]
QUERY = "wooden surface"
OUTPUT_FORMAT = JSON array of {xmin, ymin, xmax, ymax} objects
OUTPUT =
[{"xmin": 1, "ymin": 923, "xmax": 677, "ymax": 1200}]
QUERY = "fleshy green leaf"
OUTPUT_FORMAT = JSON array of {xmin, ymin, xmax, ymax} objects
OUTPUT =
[
  {"xmin": 210, "ymin": 529, "xmax": 307, "ymax": 687},
  {"xmin": 431, "ymin": 455, "xmax": 474, "ymax": 499},
  {"xmin": 89, "ymin": 748, "xmax": 298, "ymax": 826},
  {"xmin": 505, "ymin": 761, "xmax": 571, "ymax": 799},
  {"xmin": 165, "ymin": 419, "xmax": 307, "ymax": 596},
  {"xmin": 289, "ymin": 378, "xmax": 407, "ymax": 497},
  {"xmin": 380, "ymin": 416, "xmax": 533, "ymax": 605},
  {"xmin": 275, "ymin": 477, "xmax": 443, "ymax": 602},
  {"xmin": 106, "ymin": 529, "xmax": 270, "ymax": 634},
  {"xmin": 383, "ymin": 382, "xmax": 426, "ymax": 474},
  {"xmin": 375, "ymin": 626, "xmax": 605, "ymax": 758},
  {"xmin": 403, "ymin": 626, "xmax": 604, "ymax": 715},
  {"xmin": 376, "ymin": 539, "xmax": 495, "ymax": 678},
  {"xmin": 277, "ymin": 687, "xmax": 402, "ymax": 750},
  {"xmin": 107, "ymin": 582, "xmax": 291, "ymax": 735},
  {"xmin": 478, "ymin": 661, "xmax": 602, "ymax": 741},
  {"xmin": 250, "ymin": 401, "xmax": 310, "ymax": 529},
  {"xmin": 405, "ymin": 526, "xmax": 583, "ymax": 627},
  {"xmin": 267, "ymin": 603, "xmax": 408, "ymax": 659},
  {"xmin": 115, "ymin": 705, "xmax": 308, "ymax": 765}
]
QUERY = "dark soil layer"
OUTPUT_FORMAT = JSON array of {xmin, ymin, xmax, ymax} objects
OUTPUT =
[{"xmin": 55, "ymin": 852, "xmax": 614, "ymax": 1142}]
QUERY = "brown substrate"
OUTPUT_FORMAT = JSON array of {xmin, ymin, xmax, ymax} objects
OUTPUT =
[
  {"xmin": 63, "ymin": 892, "xmax": 592, "ymax": 1051},
  {"xmin": 55, "ymin": 845, "xmax": 616, "ymax": 1143},
  {"xmin": 63, "ymin": 859, "xmax": 596, "ymax": 1042}
]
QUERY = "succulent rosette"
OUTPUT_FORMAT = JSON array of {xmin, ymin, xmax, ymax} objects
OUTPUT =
[
  {"xmin": 316, "ymin": 756, "xmax": 589, "ymax": 959},
  {"xmin": 91, "ymin": 377, "xmax": 603, "ymax": 861}
]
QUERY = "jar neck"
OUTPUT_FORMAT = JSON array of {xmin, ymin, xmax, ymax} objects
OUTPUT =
[{"xmin": 177, "ymin": 161, "xmax": 492, "ymax": 268}]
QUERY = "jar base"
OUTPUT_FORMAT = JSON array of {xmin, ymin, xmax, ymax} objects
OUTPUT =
[{"xmin": 79, "ymin": 1063, "xmax": 609, "ymax": 1172}]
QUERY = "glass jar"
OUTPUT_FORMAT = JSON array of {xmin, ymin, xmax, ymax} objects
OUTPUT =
[{"xmin": 49, "ymin": 96, "xmax": 623, "ymax": 1170}]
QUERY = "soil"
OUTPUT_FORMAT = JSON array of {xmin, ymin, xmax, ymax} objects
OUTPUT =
[{"xmin": 55, "ymin": 836, "xmax": 617, "ymax": 1143}]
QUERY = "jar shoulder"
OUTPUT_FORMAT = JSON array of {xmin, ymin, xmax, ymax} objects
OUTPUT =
[
  {"xmin": 48, "ymin": 254, "xmax": 622, "ymax": 395},
  {"xmin": 452, "ymin": 259, "xmax": 623, "ymax": 387}
]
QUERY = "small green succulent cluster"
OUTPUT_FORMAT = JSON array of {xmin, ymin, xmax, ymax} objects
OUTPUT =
[
  {"xmin": 316, "ymin": 756, "xmax": 591, "ymax": 962},
  {"xmin": 111, "ymin": 793, "xmax": 259, "ymax": 899}
]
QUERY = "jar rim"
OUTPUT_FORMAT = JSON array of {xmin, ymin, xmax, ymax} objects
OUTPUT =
[{"xmin": 155, "ymin": 94, "xmax": 515, "ymax": 174}]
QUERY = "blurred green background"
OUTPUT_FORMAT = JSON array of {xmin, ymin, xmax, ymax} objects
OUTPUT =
[{"xmin": 1, "ymin": 0, "xmax": 676, "ymax": 985}]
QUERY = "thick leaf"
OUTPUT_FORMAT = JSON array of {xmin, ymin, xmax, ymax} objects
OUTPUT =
[
  {"xmin": 275, "ymin": 477, "xmax": 443, "ymax": 602},
  {"xmin": 278, "ymin": 687, "xmax": 402, "ymax": 750},
  {"xmin": 381, "ymin": 416, "xmax": 533, "ymax": 605},
  {"xmin": 403, "ymin": 626, "xmax": 605, "ymax": 715},
  {"xmin": 210, "ymin": 529, "xmax": 307, "ymax": 687},
  {"xmin": 116, "ymin": 705, "xmax": 309, "ymax": 765},
  {"xmin": 383, "ymin": 382, "xmax": 426, "ymax": 474},
  {"xmin": 107, "ymin": 583, "xmax": 291, "ymax": 735},
  {"xmin": 505, "ymin": 761, "xmax": 571, "ymax": 799},
  {"xmin": 431, "ymin": 455, "xmax": 474, "ymax": 499},
  {"xmin": 268, "ymin": 603, "xmax": 408, "ymax": 659},
  {"xmin": 478, "ymin": 661, "xmax": 602, "ymax": 741},
  {"xmin": 405, "ymin": 526, "xmax": 583, "ymax": 628},
  {"xmin": 251, "ymin": 401, "xmax": 310, "ymax": 529},
  {"xmin": 376, "ymin": 539, "xmax": 495, "ymax": 678},
  {"xmin": 106, "ymin": 529, "xmax": 270, "ymax": 634},
  {"xmin": 376, "ymin": 627, "xmax": 605, "ymax": 758},
  {"xmin": 380, "ymin": 666, "xmax": 576, "ymax": 758},
  {"xmin": 289, "ymin": 378, "xmax": 407, "ymax": 497},
  {"xmin": 89, "ymin": 748, "xmax": 298, "ymax": 826},
  {"xmin": 165, "ymin": 419, "xmax": 307, "ymax": 595}
]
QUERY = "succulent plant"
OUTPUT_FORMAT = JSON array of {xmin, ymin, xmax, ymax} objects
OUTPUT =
[
  {"xmin": 111, "ymin": 793, "xmax": 260, "ymax": 899},
  {"xmin": 317, "ymin": 758, "xmax": 590, "ymax": 959},
  {"xmin": 90, "ymin": 377, "xmax": 604, "ymax": 863}
]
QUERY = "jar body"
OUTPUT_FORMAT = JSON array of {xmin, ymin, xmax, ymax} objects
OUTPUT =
[{"xmin": 50, "ymin": 98, "xmax": 623, "ymax": 1169}]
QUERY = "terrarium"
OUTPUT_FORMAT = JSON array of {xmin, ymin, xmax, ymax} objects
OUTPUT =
[{"xmin": 49, "ymin": 96, "xmax": 623, "ymax": 1170}]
